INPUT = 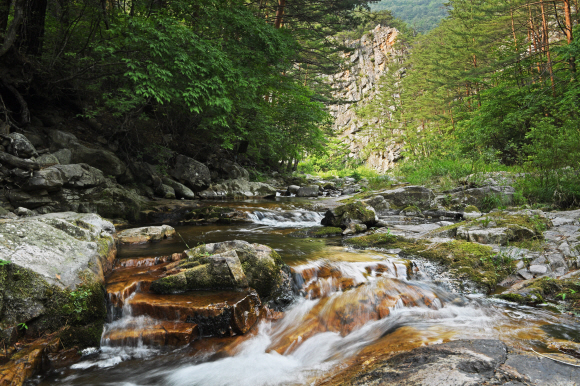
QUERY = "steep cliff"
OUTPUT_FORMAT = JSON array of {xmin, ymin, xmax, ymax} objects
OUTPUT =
[{"xmin": 327, "ymin": 25, "xmax": 405, "ymax": 172}]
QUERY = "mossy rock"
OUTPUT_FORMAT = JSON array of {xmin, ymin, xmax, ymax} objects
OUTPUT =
[
  {"xmin": 403, "ymin": 240, "xmax": 516, "ymax": 292},
  {"xmin": 507, "ymin": 277, "xmax": 580, "ymax": 311},
  {"xmin": 151, "ymin": 241, "xmax": 288, "ymax": 300},
  {"xmin": 346, "ymin": 235, "xmax": 515, "ymax": 293},
  {"xmin": 464, "ymin": 205, "xmax": 480, "ymax": 213},
  {"xmin": 325, "ymin": 201, "xmax": 376, "ymax": 228},
  {"xmin": 345, "ymin": 232, "xmax": 399, "ymax": 248},
  {"xmin": 0, "ymin": 264, "xmax": 106, "ymax": 349},
  {"xmin": 150, "ymin": 271, "xmax": 188, "ymax": 293}
]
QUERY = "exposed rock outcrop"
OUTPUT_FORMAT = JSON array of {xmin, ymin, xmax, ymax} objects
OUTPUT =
[
  {"xmin": 151, "ymin": 240, "xmax": 291, "ymax": 304},
  {"xmin": 198, "ymin": 179, "xmax": 276, "ymax": 199},
  {"xmin": 326, "ymin": 25, "xmax": 404, "ymax": 171},
  {"xmin": 0, "ymin": 213, "xmax": 115, "ymax": 348}
]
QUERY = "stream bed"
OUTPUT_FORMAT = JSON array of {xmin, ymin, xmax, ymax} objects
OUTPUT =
[{"xmin": 34, "ymin": 198, "xmax": 580, "ymax": 385}]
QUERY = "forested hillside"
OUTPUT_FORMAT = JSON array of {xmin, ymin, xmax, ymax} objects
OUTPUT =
[
  {"xmin": 357, "ymin": 0, "xmax": 580, "ymax": 208},
  {"xmin": 0, "ymin": 0, "xmax": 371, "ymax": 174},
  {"xmin": 371, "ymin": 0, "xmax": 447, "ymax": 32}
]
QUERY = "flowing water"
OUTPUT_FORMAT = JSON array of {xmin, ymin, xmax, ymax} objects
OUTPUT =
[{"xmin": 36, "ymin": 198, "xmax": 580, "ymax": 386}]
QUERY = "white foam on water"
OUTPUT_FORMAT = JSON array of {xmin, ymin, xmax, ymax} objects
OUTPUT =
[{"xmin": 247, "ymin": 209, "xmax": 323, "ymax": 228}]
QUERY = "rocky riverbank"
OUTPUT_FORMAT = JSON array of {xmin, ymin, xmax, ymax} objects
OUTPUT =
[{"xmin": 1, "ymin": 171, "xmax": 579, "ymax": 385}]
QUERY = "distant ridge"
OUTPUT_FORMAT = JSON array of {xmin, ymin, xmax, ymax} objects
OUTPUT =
[{"xmin": 370, "ymin": 0, "xmax": 447, "ymax": 32}]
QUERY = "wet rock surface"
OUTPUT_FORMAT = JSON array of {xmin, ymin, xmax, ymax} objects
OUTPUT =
[
  {"xmin": 151, "ymin": 240, "xmax": 291, "ymax": 300},
  {"xmin": 325, "ymin": 339, "xmax": 580, "ymax": 386}
]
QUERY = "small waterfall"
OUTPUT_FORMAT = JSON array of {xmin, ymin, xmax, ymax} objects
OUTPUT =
[{"xmin": 247, "ymin": 208, "xmax": 323, "ymax": 227}]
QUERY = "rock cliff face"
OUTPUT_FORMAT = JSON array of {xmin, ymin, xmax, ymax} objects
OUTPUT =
[{"xmin": 327, "ymin": 25, "xmax": 404, "ymax": 172}]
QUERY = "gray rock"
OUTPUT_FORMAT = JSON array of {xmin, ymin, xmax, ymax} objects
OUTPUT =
[
  {"xmin": 546, "ymin": 253, "xmax": 566, "ymax": 271},
  {"xmin": 297, "ymin": 185, "xmax": 320, "ymax": 197},
  {"xmin": 169, "ymin": 154, "xmax": 211, "ymax": 192},
  {"xmin": 380, "ymin": 186, "xmax": 435, "ymax": 210},
  {"xmin": 4, "ymin": 133, "xmax": 38, "ymax": 158},
  {"xmin": 517, "ymin": 268, "xmax": 534, "ymax": 280},
  {"xmin": 22, "ymin": 167, "xmax": 64, "ymax": 192},
  {"xmin": 207, "ymin": 156, "xmax": 249, "ymax": 181},
  {"xmin": 287, "ymin": 185, "xmax": 300, "ymax": 195},
  {"xmin": 505, "ymin": 351, "xmax": 580, "ymax": 386},
  {"xmin": 7, "ymin": 183, "xmax": 144, "ymax": 222},
  {"xmin": 339, "ymin": 340, "xmax": 509, "ymax": 386},
  {"xmin": 322, "ymin": 201, "xmax": 377, "ymax": 228},
  {"xmin": 14, "ymin": 207, "xmax": 35, "ymax": 217},
  {"xmin": 117, "ymin": 225, "xmax": 175, "ymax": 245},
  {"xmin": 363, "ymin": 195, "xmax": 390, "ymax": 215},
  {"xmin": 0, "ymin": 207, "xmax": 16, "ymax": 219},
  {"xmin": 54, "ymin": 163, "xmax": 106, "ymax": 188},
  {"xmin": 36, "ymin": 153, "xmax": 60, "ymax": 167},
  {"xmin": 0, "ymin": 212, "xmax": 116, "ymax": 289},
  {"xmin": 162, "ymin": 177, "xmax": 195, "ymax": 200},
  {"xmin": 342, "ymin": 187, "xmax": 356, "ymax": 195},
  {"xmin": 457, "ymin": 226, "xmax": 510, "ymax": 245},
  {"xmin": 48, "ymin": 130, "xmax": 126, "ymax": 176},
  {"xmin": 447, "ymin": 185, "xmax": 515, "ymax": 208},
  {"xmin": 529, "ymin": 265, "xmax": 548, "ymax": 275},
  {"xmin": 73, "ymin": 146, "xmax": 126, "ymax": 177},
  {"xmin": 198, "ymin": 179, "xmax": 276, "ymax": 199},
  {"xmin": 52, "ymin": 149, "xmax": 72, "ymax": 164},
  {"xmin": 130, "ymin": 161, "xmax": 163, "ymax": 191},
  {"xmin": 160, "ymin": 184, "xmax": 176, "ymax": 199}
]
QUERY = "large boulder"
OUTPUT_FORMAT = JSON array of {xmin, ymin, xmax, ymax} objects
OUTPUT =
[
  {"xmin": 129, "ymin": 161, "xmax": 163, "ymax": 193},
  {"xmin": 363, "ymin": 195, "xmax": 390, "ymax": 215},
  {"xmin": 151, "ymin": 240, "xmax": 291, "ymax": 302},
  {"xmin": 297, "ymin": 185, "xmax": 320, "ymax": 197},
  {"xmin": 169, "ymin": 155, "xmax": 211, "ymax": 192},
  {"xmin": 21, "ymin": 167, "xmax": 64, "ymax": 192},
  {"xmin": 380, "ymin": 186, "xmax": 435, "ymax": 210},
  {"xmin": 198, "ymin": 179, "xmax": 276, "ymax": 199},
  {"xmin": 441, "ymin": 185, "xmax": 516, "ymax": 209},
  {"xmin": 321, "ymin": 201, "xmax": 378, "ymax": 228},
  {"xmin": 48, "ymin": 130, "xmax": 126, "ymax": 177},
  {"xmin": 55, "ymin": 164, "xmax": 106, "ymax": 188},
  {"xmin": 3, "ymin": 133, "xmax": 38, "ymax": 158},
  {"xmin": 162, "ymin": 177, "xmax": 195, "ymax": 199},
  {"xmin": 36, "ymin": 153, "xmax": 60, "ymax": 167},
  {"xmin": 0, "ymin": 213, "xmax": 115, "ymax": 345},
  {"xmin": 207, "ymin": 155, "xmax": 250, "ymax": 181}
]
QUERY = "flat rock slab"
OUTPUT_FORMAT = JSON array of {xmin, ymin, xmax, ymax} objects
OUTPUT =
[
  {"xmin": 505, "ymin": 351, "xmax": 580, "ymax": 386},
  {"xmin": 128, "ymin": 290, "xmax": 261, "ymax": 336},
  {"xmin": 326, "ymin": 339, "xmax": 580, "ymax": 386},
  {"xmin": 102, "ymin": 320, "xmax": 199, "ymax": 347},
  {"xmin": 116, "ymin": 225, "xmax": 175, "ymax": 244}
]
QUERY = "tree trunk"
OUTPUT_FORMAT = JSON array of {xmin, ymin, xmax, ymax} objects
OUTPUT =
[
  {"xmin": 540, "ymin": 0, "xmax": 555, "ymax": 95},
  {"xmin": 17, "ymin": 0, "xmax": 48, "ymax": 56},
  {"xmin": 0, "ymin": 0, "xmax": 11, "ymax": 34},
  {"xmin": 274, "ymin": 0, "xmax": 286, "ymax": 29},
  {"xmin": 0, "ymin": 0, "xmax": 24, "ymax": 58},
  {"xmin": 563, "ymin": 0, "xmax": 576, "ymax": 73}
]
